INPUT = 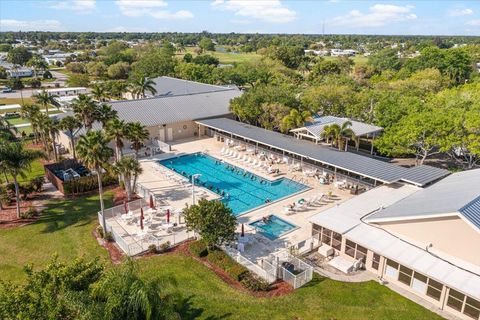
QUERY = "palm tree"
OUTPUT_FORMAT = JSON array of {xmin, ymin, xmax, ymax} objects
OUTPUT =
[
  {"xmin": 323, "ymin": 121, "xmax": 355, "ymax": 151},
  {"xmin": 126, "ymin": 122, "xmax": 149, "ymax": 159},
  {"xmin": 34, "ymin": 89, "xmax": 57, "ymax": 114},
  {"xmin": 91, "ymin": 259, "xmax": 181, "ymax": 320},
  {"xmin": 95, "ymin": 104, "xmax": 118, "ymax": 128},
  {"xmin": 35, "ymin": 112, "xmax": 51, "ymax": 155},
  {"xmin": 129, "ymin": 77, "xmax": 157, "ymax": 99},
  {"xmin": 72, "ymin": 94, "xmax": 97, "ymax": 131},
  {"xmin": 91, "ymin": 84, "xmax": 107, "ymax": 102},
  {"xmin": 20, "ymin": 104, "xmax": 41, "ymax": 143},
  {"xmin": 112, "ymin": 157, "xmax": 143, "ymax": 201},
  {"xmin": 60, "ymin": 116, "xmax": 81, "ymax": 160},
  {"xmin": 76, "ymin": 131, "xmax": 113, "ymax": 229},
  {"xmin": 321, "ymin": 124, "xmax": 338, "ymax": 146},
  {"xmin": 44, "ymin": 117, "xmax": 60, "ymax": 162},
  {"xmin": 0, "ymin": 141, "xmax": 44, "ymax": 218},
  {"xmin": 105, "ymin": 118, "xmax": 127, "ymax": 161},
  {"xmin": 280, "ymin": 109, "xmax": 313, "ymax": 133}
]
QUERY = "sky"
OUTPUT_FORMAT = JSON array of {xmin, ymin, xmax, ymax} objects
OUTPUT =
[{"xmin": 0, "ymin": 0, "xmax": 480, "ymax": 35}]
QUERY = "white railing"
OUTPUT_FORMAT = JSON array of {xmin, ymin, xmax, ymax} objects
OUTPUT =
[
  {"xmin": 223, "ymin": 246, "xmax": 277, "ymax": 284},
  {"xmin": 269, "ymin": 250, "xmax": 314, "ymax": 289}
]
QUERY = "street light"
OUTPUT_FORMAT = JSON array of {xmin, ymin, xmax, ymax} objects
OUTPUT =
[{"xmin": 191, "ymin": 173, "xmax": 202, "ymax": 205}]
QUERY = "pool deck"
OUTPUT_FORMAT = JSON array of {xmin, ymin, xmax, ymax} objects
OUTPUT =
[{"xmin": 135, "ymin": 137, "xmax": 355, "ymax": 261}]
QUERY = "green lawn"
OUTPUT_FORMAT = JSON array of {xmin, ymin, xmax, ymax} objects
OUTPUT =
[
  {"xmin": 0, "ymin": 191, "xmax": 441, "ymax": 319},
  {"xmin": 0, "ymin": 97, "xmax": 34, "ymax": 105},
  {"xmin": 0, "ymin": 158, "xmax": 45, "ymax": 184},
  {"xmin": 5, "ymin": 110, "xmax": 63, "ymax": 125},
  {"xmin": 182, "ymin": 47, "xmax": 262, "ymax": 64}
]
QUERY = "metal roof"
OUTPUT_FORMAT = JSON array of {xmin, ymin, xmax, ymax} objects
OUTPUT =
[
  {"xmin": 109, "ymin": 90, "xmax": 241, "ymax": 126},
  {"xmin": 399, "ymin": 165, "xmax": 450, "ymax": 187},
  {"xmin": 367, "ymin": 169, "xmax": 480, "ymax": 230},
  {"xmin": 292, "ymin": 116, "xmax": 383, "ymax": 138},
  {"xmin": 197, "ymin": 118, "xmax": 449, "ymax": 186},
  {"xmin": 309, "ymin": 184, "xmax": 480, "ymax": 300},
  {"xmin": 148, "ymin": 76, "xmax": 237, "ymax": 97}
]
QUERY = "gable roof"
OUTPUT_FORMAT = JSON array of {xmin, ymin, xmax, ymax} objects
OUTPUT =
[
  {"xmin": 196, "ymin": 118, "xmax": 449, "ymax": 186},
  {"xmin": 148, "ymin": 76, "xmax": 237, "ymax": 97},
  {"xmin": 366, "ymin": 169, "xmax": 480, "ymax": 231},
  {"xmin": 291, "ymin": 115, "xmax": 383, "ymax": 138}
]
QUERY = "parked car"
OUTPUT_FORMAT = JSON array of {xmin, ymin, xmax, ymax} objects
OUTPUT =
[{"xmin": 1, "ymin": 87, "xmax": 13, "ymax": 93}]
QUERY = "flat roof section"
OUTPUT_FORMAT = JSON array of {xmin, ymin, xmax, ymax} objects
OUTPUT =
[{"xmin": 196, "ymin": 118, "xmax": 449, "ymax": 186}]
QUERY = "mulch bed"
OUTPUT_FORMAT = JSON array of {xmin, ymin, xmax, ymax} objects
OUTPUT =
[
  {"xmin": 0, "ymin": 201, "xmax": 40, "ymax": 229},
  {"xmin": 92, "ymin": 229, "xmax": 125, "ymax": 264}
]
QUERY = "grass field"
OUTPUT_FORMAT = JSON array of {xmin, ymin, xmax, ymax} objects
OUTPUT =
[
  {"xmin": 0, "ymin": 191, "xmax": 441, "ymax": 319},
  {"xmin": 0, "ymin": 97, "xmax": 34, "ymax": 105},
  {"xmin": 182, "ymin": 47, "xmax": 262, "ymax": 64},
  {"xmin": 0, "ymin": 158, "xmax": 45, "ymax": 184}
]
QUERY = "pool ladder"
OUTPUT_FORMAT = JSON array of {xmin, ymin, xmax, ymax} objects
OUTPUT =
[{"xmin": 290, "ymin": 175, "xmax": 308, "ymax": 186}]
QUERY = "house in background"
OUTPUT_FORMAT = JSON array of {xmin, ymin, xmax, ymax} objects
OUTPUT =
[{"xmin": 309, "ymin": 169, "xmax": 480, "ymax": 320}]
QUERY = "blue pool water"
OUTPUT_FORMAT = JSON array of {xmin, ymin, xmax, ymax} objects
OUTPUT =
[
  {"xmin": 249, "ymin": 215, "xmax": 297, "ymax": 240},
  {"xmin": 159, "ymin": 153, "xmax": 307, "ymax": 216}
]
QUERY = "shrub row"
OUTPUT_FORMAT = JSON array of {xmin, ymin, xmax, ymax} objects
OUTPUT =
[
  {"xmin": 62, "ymin": 173, "xmax": 117, "ymax": 195},
  {"xmin": 188, "ymin": 241, "xmax": 270, "ymax": 291}
]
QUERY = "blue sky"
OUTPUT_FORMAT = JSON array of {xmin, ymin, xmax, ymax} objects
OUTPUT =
[{"xmin": 1, "ymin": 1, "xmax": 479, "ymax": 35}]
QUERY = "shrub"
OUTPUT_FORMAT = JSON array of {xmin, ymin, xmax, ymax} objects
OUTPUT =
[
  {"xmin": 148, "ymin": 244, "xmax": 158, "ymax": 254},
  {"xmin": 240, "ymin": 272, "xmax": 270, "ymax": 292},
  {"xmin": 206, "ymin": 249, "xmax": 248, "ymax": 281},
  {"xmin": 96, "ymin": 225, "xmax": 104, "ymax": 238},
  {"xmin": 159, "ymin": 241, "xmax": 171, "ymax": 253},
  {"xmin": 20, "ymin": 206, "xmax": 37, "ymax": 219},
  {"xmin": 189, "ymin": 240, "xmax": 208, "ymax": 257},
  {"xmin": 63, "ymin": 173, "xmax": 117, "ymax": 195},
  {"xmin": 30, "ymin": 176, "xmax": 44, "ymax": 193},
  {"xmin": 104, "ymin": 231, "xmax": 113, "ymax": 242},
  {"xmin": 43, "ymin": 70, "xmax": 53, "ymax": 79}
]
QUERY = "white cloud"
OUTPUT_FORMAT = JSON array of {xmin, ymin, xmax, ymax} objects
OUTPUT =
[
  {"xmin": 46, "ymin": 0, "xmax": 96, "ymax": 12},
  {"xmin": 329, "ymin": 4, "xmax": 417, "ymax": 28},
  {"xmin": 450, "ymin": 8, "xmax": 473, "ymax": 17},
  {"xmin": 211, "ymin": 0, "xmax": 297, "ymax": 23},
  {"xmin": 106, "ymin": 26, "xmax": 151, "ymax": 32},
  {"xmin": 0, "ymin": 19, "xmax": 62, "ymax": 31},
  {"xmin": 230, "ymin": 19, "xmax": 251, "ymax": 25},
  {"xmin": 466, "ymin": 19, "xmax": 480, "ymax": 27},
  {"xmin": 115, "ymin": 0, "xmax": 193, "ymax": 20}
]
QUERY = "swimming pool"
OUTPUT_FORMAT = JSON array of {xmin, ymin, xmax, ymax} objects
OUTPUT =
[
  {"xmin": 159, "ymin": 153, "xmax": 308, "ymax": 216},
  {"xmin": 249, "ymin": 215, "xmax": 297, "ymax": 240}
]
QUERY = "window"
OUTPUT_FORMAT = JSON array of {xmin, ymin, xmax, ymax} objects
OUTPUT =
[
  {"xmin": 372, "ymin": 253, "xmax": 380, "ymax": 270},
  {"xmin": 398, "ymin": 265, "xmax": 413, "ymax": 286},
  {"xmin": 447, "ymin": 289, "xmax": 465, "ymax": 312},
  {"xmin": 411, "ymin": 272, "xmax": 427, "ymax": 295},
  {"xmin": 345, "ymin": 240, "xmax": 356, "ymax": 258},
  {"xmin": 331, "ymin": 231, "xmax": 342, "ymax": 250},
  {"xmin": 356, "ymin": 245, "xmax": 368, "ymax": 262},
  {"xmin": 385, "ymin": 259, "xmax": 399, "ymax": 280},
  {"xmin": 464, "ymin": 297, "xmax": 480, "ymax": 319},
  {"xmin": 426, "ymin": 279, "xmax": 443, "ymax": 301},
  {"xmin": 321, "ymin": 227, "xmax": 332, "ymax": 245}
]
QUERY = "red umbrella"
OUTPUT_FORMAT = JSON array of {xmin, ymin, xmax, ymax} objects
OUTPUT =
[
  {"xmin": 149, "ymin": 194, "xmax": 155, "ymax": 209},
  {"xmin": 241, "ymin": 223, "xmax": 245, "ymax": 237},
  {"xmin": 166, "ymin": 209, "xmax": 170, "ymax": 224},
  {"xmin": 140, "ymin": 207, "xmax": 144, "ymax": 230},
  {"xmin": 123, "ymin": 200, "xmax": 128, "ymax": 214}
]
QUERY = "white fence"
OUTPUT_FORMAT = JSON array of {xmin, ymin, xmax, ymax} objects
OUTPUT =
[
  {"xmin": 98, "ymin": 198, "xmax": 194, "ymax": 256},
  {"xmin": 223, "ymin": 246, "xmax": 277, "ymax": 284},
  {"xmin": 269, "ymin": 250, "xmax": 314, "ymax": 289}
]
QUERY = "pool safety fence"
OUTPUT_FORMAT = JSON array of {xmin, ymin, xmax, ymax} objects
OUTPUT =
[{"xmin": 99, "ymin": 198, "xmax": 194, "ymax": 256}]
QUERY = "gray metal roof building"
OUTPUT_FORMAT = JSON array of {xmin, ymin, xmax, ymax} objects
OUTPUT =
[
  {"xmin": 148, "ymin": 76, "xmax": 237, "ymax": 98},
  {"xmin": 196, "ymin": 118, "xmax": 449, "ymax": 186},
  {"xmin": 366, "ymin": 168, "xmax": 480, "ymax": 231},
  {"xmin": 291, "ymin": 115, "xmax": 383, "ymax": 139}
]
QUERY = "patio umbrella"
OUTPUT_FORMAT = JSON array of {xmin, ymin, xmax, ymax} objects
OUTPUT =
[
  {"xmin": 149, "ymin": 194, "xmax": 155, "ymax": 209},
  {"xmin": 166, "ymin": 209, "xmax": 170, "ymax": 224},
  {"xmin": 241, "ymin": 223, "xmax": 244, "ymax": 237},
  {"xmin": 140, "ymin": 207, "xmax": 144, "ymax": 230},
  {"xmin": 123, "ymin": 200, "xmax": 128, "ymax": 214}
]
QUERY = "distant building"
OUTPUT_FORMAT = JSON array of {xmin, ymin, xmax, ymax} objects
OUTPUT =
[
  {"xmin": 6, "ymin": 68, "xmax": 33, "ymax": 78},
  {"xmin": 37, "ymin": 87, "xmax": 88, "ymax": 97},
  {"xmin": 331, "ymin": 49, "xmax": 356, "ymax": 57}
]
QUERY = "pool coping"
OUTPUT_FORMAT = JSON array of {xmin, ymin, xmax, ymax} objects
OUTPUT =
[
  {"xmin": 248, "ymin": 214, "xmax": 300, "ymax": 241},
  {"xmin": 156, "ymin": 152, "xmax": 312, "ymax": 217}
]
